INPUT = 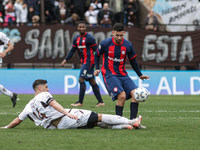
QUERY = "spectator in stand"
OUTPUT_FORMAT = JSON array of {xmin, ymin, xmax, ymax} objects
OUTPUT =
[
  {"xmin": 14, "ymin": 0, "xmax": 23, "ymax": 26},
  {"xmin": 0, "ymin": 12, "xmax": 3, "ymax": 25},
  {"xmin": 54, "ymin": 0, "xmax": 59, "ymax": 6},
  {"xmin": 53, "ymin": 0, "xmax": 69, "ymax": 24},
  {"xmin": 64, "ymin": 13, "xmax": 78, "ymax": 26},
  {"xmin": 84, "ymin": 0, "xmax": 91, "ymax": 13},
  {"xmin": 27, "ymin": 5, "xmax": 40, "ymax": 26},
  {"xmin": 0, "ymin": 0, "xmax": 5, "ymax": 22},
  {"xmin": 2, "ymin": 0, "xmax": 9, "ymax": 6},
  {"xmin": 24, "ymin": 0, "xmax": 40, "ymax": 16},
  {"xmin": 70, "ymin": 0, "xmax": 86, "ymax": 21},
  {"xmin": 64, "ymin": 0, "xmax": 71, "ymax": 9},
  {"xmin": 3, "ymin": 0, "xmax": 15, "ymax": 26},
  {"xmin": 97, "ymin": 3, "xmax": 114, "ymax": 27},
  {"xmin": 18, "ymin": 2, "xmax": 28, "ymax": 26},
  {"xmin": 44, "ymin": 0, "xmax": 55, "ymax": 23},
  {"xmin": 101, "ymin": 0, "xmax": 105, "ymax": 6},
  {"xmin": 125, "ymin": 0, "xmax": 138, "ymax": 27},
  {"xmin": 85, "ymin": 5, "xmax": 98, "ymax": 27},
  {"xmin": 145, "ymin": 9, "xmax": 158, "ymax": 31},
  {"xmin": 109, "ymin": 0, "xmax": 124, "ymax": 24},
  {"xmin": 90, "ymin": 0, "xmax": 102, "ymax": 14}
]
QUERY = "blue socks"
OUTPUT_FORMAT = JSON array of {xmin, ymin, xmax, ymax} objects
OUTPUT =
[
  {"xmin": 78, "ymin": 82, "xmax": 86, "ymax": 104},
  {"xmin": 92, "ymin": 84, "xmax": 103, "ymax": 103},
  {"xmin": 130, "ymin": 102, "xmax": 139, "ymax": 119},
  {"xmin": 115, "ymin": 105, "xmax": 124, "ymax": 116}
]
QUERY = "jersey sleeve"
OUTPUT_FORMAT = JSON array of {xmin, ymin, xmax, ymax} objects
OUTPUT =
[
  {"xmin": 65, "ymin": 37, "xmax": 77, "ymax": 60},
  {"xmin": 18, "ymin": 105, "xmax": 30, "ymax": 121},
  {"xmin": 0, "ymin": 33, "xmax": 9, "ymax": 45},
  {"xmin": 72, "ymin": 36, "xmax": 77, "ymax": 48},
  {"xmin": 127, "ymin": 42, "xmax": 137, "ymax": 60},
  {"xmin": 89, "ymin": 35, "xmax": 98, "ymax": 52},
  {"xmin": 41, "ymin": 92, "xmax": 55, "ymax": 106},
  {"xmin": 96, "ymin": 41, "xmax": 105, "ymax": 56},
  {"xmin": 95, "ymin": 40, "xmax": 106, "ymax": 69}
]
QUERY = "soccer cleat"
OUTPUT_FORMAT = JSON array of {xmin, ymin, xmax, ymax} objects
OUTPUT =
[
  {"xmin": 70, "ymin": 102, "xmax": 83, "ymax": 107},
  {"xmin": 95, "ymin": 103, "xmax": 105, "ymax": 107},
  {"xmin": 129, "ymin": 115, "xmax": 142, "ymax": 128},
  {"xmin": 133, "ymin": 115, "xmax": 142, "ymax": 128},
  {"xmin": 11, "ymin": 93, "xmax": 17, "ymax": 107},
  {"xmin": 121, "ymin": 124, "xmax": 134, "ymax": 130}
]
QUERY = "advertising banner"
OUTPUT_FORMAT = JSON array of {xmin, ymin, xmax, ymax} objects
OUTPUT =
[
  {"xmin": 151, "ymin": 0, "xmax": 200, "ymax": 32},
  {"xmin": 0, "ymin": 69, "xmax": 199, "ymax": 95},
  {"xmin": 1, "ymin": 25, "xmax": 200, "ymax": 68}
]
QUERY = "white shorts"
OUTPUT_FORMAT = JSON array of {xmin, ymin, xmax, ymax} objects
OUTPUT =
[{"xmin": 57, "ymin": 109, "xmax": 92, "ymax": 129}]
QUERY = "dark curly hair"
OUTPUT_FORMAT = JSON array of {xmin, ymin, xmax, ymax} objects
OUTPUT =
[{"xmin": 113, "ymin": 23, "xmax": 125, "ymax": 31}]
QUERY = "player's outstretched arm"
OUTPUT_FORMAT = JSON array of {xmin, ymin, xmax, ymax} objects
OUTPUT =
[
  {"xmin": 0, "ymin": 117, "xmax": 22, "ymax": 129},
  {"xmin": 139, "ymin": 75, "xmax": 150, "ymax": 80},
  {"xmin": 49, "ymin": 100, "xmax": 78, "ymax": 120},
  {"xmin": 61, "ymin": 59, "xmax": 67, "ymax": 67},
  {"xmin": 0, "ymin": 41, "xmax": 14, "ymax": 58}
]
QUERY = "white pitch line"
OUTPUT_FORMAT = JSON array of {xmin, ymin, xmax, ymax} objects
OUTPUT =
[
  {"xmin": 0, "ymin": 112, "xmax": 21, "ymax": 115},
  {"xmin": 145, "ymin": 116, "xmax": 200, "ymax": 119},
  {"xmin": 96, "ymin": 110, "xmax": 200, "ymax": 113}
]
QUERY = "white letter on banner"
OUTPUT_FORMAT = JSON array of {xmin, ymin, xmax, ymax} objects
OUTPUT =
[
  {"xmin": 172, "ymin": 77, "xmax": 184, "ymax": 95},
  {"xmin": 85, "ymin": 85, "xmax": 93, "ymax": 94},
  {"xmin": 77, "ymin": 83, "xmax": 92, "ymax": 94},
  {"xmin": 142, "ymin": 35, "xmax": 156, "ymax": 61},
  {"xmin": 138, "ymin": 79, "xmax": 149, "ymax": 88},
  {"xmin": 190, "ymin": 77, "xmax": 200, "ymax": 95},
  {"xmin": 156, "ymin": 77, "xmax": 172, "ymax": 95},
  {"xmin": 96, "ymin": 76, "xmax": 108, "ymax": 94},
  {"xmin": 179, "ymin": 36, "xmax": 193, "ymax": 63},
  {"xmin": 156, "ymin": 35, "xmax": 169, "ymax": 63},
  {"xmin": 138, "ymin": 79, "xmax": 150, "ymax": 94},
  {"xmin": 130, "ymin": 76, "xmax": 137, "ymax": 81},
  {"xmin": 64, "ymin": 75, "xmax": 77, "ymax": 94}
]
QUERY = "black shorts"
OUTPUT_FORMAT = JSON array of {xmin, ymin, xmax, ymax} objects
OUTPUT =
[{"xmin": 78, "ymin": 111, "xmax": 98, "ymax": 129}]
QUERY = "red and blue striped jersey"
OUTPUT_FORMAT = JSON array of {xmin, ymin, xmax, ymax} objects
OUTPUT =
[
  {"xmin": 96, "ymin": 37, "xmax": 137, "ymax": 76},
  {"xmin": 65, "ymin": 32, "xmax": 97, "ymax": 64}
]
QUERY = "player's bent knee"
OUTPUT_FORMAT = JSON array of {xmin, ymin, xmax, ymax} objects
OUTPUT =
[
  {"xmin": 117, "ymin": 91, "xmax": 126, "ymax": 101},
  {"xmin": 79, "ymin": 77, "xmax": 85, "ymax": 83},
  {"xmin": 130, "ymin": 89, "xmax": 135, "ymax": 95}
]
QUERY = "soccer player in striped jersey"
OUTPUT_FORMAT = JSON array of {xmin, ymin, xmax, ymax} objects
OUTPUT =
[
  {"xmin": 94, "ymin": 23, "xmax": 150, "ymax": 129},
  {"xmin": 61, "ymin": 22, "xmax": 104, "ymax": 107},
  {"xmin": 0, "ymin": 31, "xmax": 17, "ymax": 107}
]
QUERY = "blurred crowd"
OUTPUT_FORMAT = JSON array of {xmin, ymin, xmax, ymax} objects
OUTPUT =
[{"xmin": 0, "ymin": 0, "xmax": 146, "ymax": 27}]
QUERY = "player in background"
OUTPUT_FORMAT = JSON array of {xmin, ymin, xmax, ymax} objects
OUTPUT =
[
  {"xmin": 61, "ymin": 22, "xmax": 105, "ymax": 107},
  {"xmin": 94, "ymin": 23, "xmax": 150, "ymax": 129},
  {"xmin": 0, "ymin": 79, "xmax": 143, "ymax": 130},
  {"xmin": 0, "ymin": 31, "xmax": 17, "ymax": 107}
]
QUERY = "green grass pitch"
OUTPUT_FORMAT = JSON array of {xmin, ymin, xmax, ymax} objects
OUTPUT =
[{"xmin": 0, "ymin": 94, "xmax": 199, "ymax": 150}]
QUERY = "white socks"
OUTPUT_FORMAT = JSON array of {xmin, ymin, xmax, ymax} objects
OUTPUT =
[
  {"xmin": 97, "ymin": 122, "xmax": 132, "ymax": 129},
  {"xmin": 0, "ymin": 84, "xmax": 13, "ymax": 98},
  {"xmin": 109, "ymin": 125, "xmax": 123, "ymax": 129},
  {"xmin": 101, "ymin": 114, "xmax": 130, "ymax": 125}
]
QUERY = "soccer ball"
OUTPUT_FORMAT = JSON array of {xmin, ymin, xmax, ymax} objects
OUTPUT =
[{"xmin": 134, "ymin": 87, "xmax": 149, "ymax": 102}]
